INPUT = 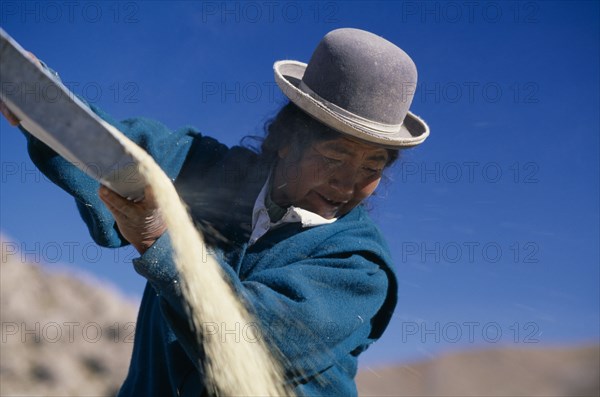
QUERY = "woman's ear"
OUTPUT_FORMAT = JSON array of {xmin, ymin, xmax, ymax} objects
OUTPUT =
[{"xmin": 278, "ymin": 145, "xmax": 290, "ymax": 159}]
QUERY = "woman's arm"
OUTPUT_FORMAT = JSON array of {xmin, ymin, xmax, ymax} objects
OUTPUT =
[
  {"xmin": 129, "ymin": 216, "xmax": 394, "ymax": 389},
  {"xmin": 1, "ymin": 56, "xmax": 198, "ymax": 247}
]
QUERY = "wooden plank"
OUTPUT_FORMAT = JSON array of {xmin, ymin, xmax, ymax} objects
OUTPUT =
[{"xmin": 0, "ymin": 28, "xmax": 145, "ymax": 201}]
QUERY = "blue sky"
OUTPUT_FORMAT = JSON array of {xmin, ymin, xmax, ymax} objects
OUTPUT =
[{"xmin": 1, "ymin": 1, "xmax": 598, "ymax": 367}]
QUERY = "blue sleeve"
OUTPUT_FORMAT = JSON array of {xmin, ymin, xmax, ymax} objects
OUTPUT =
[
  {"xmin": 131, "ymin": 232, "xmax": 206, "ymax": 364},
  {"xmin": 20, "ymin": 101, "xmax": 197, "ymax": 248},
  {"xmin": 230, "ymin": 254, "xmax": 388, "ymax": 380},
  {"xmin": 132, "ymin": 231, "xmax": 390, "ymax": 384}
]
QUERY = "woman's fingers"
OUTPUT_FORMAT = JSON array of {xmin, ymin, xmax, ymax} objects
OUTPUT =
[
  {"xmin": 0, "ymin": 101, "xmax": 20, "ymax": 126},
  {"xmin": 99, "ymin": 186, "xmax": 135, "ymax": 217},
  {"xmin": 142, "ymin": 185, "xmax": 158, "ymax": 207},
  {"xmin": 26, "ymin": 51, "xmax": 41, "ymax": 66},
  {"xmin": 98, "ymin": 185, "xmax": 166, "ymax": 254}
]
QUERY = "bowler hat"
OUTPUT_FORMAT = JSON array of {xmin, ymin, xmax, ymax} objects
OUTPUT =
[{"xmin": 274, "ymin": 28, "xmax": 429, "ymax": 148}]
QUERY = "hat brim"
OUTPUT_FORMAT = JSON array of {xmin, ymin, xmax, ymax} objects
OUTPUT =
[{"xmin": 274, "ymin": 60, "xmax": 429, "ymax": 148}]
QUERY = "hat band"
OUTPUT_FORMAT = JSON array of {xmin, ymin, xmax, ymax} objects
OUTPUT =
[{"xmin": 298, "ymin": 81, "xmax": 402, "ymax": 135}]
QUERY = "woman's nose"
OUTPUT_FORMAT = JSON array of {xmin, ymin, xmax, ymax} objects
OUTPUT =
[{"xmin": 329, "ymin": 167, "xmax": 356, "ymax": 198}]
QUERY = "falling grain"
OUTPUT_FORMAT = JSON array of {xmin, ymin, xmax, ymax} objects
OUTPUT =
[{"xmin": 115, "ymin": 128, "xmax": 292, "ymax": 397}]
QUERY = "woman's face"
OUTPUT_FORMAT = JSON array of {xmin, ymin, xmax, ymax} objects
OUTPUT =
[{"xmin": 271, "ymin": 136, "xmax": 389, "ymax": 219}]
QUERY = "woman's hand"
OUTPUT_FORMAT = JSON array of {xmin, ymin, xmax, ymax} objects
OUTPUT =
[
  {"xmin": 0, "ymin": 101, "xmax": 20, "ymax": 125},
  {"xmin": 99, "ymin": 185, "xmax": 167, "ymax": 254}
]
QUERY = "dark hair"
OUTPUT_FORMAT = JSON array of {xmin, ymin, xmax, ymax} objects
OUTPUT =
[{"xmin": 242, "ymin": 102, "xmax": 401, "ymax": 166}]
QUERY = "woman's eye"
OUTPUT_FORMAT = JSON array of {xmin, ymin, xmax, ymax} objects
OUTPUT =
[
  {"xmin": 363, "ymin": 166, "xmax": 382, "ymax": 175},
  {"xmin": 323, "ymin": 156, "xmax": 342, "ymax": 165}
]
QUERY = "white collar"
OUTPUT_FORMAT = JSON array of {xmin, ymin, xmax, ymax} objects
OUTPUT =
[{"xmin": 248, "ymin": 173, "xmax": 337, "ymax": 245}]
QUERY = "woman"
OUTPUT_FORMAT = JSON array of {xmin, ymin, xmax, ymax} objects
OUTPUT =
[{"xmin": 3, "ymin": 28, "xmax": 428, "ymax": 396}]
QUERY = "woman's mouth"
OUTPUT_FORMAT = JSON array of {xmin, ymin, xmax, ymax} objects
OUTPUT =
[
  {"xmin": 315, "ymin": 192, "xmax": 347, "ymax": 213},
  {"xmin": 320, "ymin": 195, "xmax": 342, "ymax": 206}
]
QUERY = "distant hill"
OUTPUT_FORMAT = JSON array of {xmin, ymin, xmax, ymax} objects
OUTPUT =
[
  {"xmin": 356, "ymin": 344, "xmax": 600, "ymax": 396},
  {"xmin": 1, "ymin": 236, "xmax": 138, "ymax": 396},
  {"xmin": 2, "ymin": 236, "xmax": 598, "ymax": 396}
]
